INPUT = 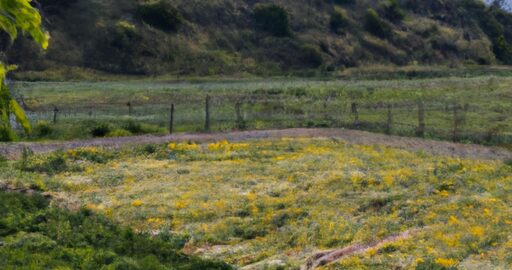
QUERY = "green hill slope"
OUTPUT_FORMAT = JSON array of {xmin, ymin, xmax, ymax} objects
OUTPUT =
[
  {"xmin": 0, "ymin": 190, "xmax": 232, "ymax": 269},
  {"xmin": 3, "ymin": 0, "xmax": 512, "ymax": 77}
]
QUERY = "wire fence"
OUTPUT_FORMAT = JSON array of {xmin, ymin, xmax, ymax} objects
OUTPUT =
[{"xmin": 18, "ymin": 93, "xmax": 512, "ymax": 145}]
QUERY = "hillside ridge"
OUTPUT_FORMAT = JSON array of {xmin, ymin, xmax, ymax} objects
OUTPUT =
[{"xmin": 3, "ymin": 0, "xmax": 512, "ymax": 77}]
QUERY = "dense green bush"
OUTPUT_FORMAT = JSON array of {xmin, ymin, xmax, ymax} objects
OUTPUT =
[
  {"xmin": 135, "ymin": 0, "xmax": 183, "ymax": 32},
  {"xmin": 0, "ymin": 124, "xmax": 15, "ymax": 142},
  {"xmin": 364, "ymin": 8, "xmax": 392, "ymax": 38},
  {"xmin": 0, "ymin": 191, "xmax": 232, "ymax": 270},
  {"xmin": 90, "ymin": 122, "xmax": 111, "ymax": 137},
  {"xmin": 253, "ymin": 4, "xmax": 291, "ymax": 37}
]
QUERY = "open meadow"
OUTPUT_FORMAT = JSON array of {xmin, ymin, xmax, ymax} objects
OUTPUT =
[
  {"xmin": 3, "ymin": 1, "xmax": 512, "ymax": 269},
  {"xmin": 13, "ymin": 75, "xmax": 512, "ymax": 146},
  {"xmin": 2, "ymin": 137, "xmax": 511, "ymax": 269}
]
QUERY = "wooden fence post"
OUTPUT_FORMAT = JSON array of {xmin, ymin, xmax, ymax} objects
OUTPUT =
[
  {"xmin": 351, "ymin": 102, "xmax": 359, "ymax": 127},
  {"xmin": 127, "ymin": 102, "xmax": 132, "ymax": 116},
  {"xmin": 205, "ymin": 95, "xmax": 211, "ymax": 132},
  {"xmin": 416, "ymin": 101, "xmax": 425, "ymax": 137},
  {"xmin": 386, "ymin": 104, "xmax": 393, "ymax": 134},
  {"xmin": 169, "ymin": 104, "xmax": 175, "ymax": 134},
  {"xmin": 53, "ymin": 106, "xmax": 59, "ymax": 124},
  {"xmin": 452, "ymin": 103, "xmax": 466, "ymax": 142},
  {"xmin": 235, "ymin": 101, "xmax": 246, "ymax": 130}
]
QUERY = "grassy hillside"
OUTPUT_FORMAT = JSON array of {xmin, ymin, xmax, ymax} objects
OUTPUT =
[
  {"xmin": 1, "ymin": 138, "xmax": 511, "ymax": 269},
  {"xmin": 3, "ymin": 0, "xmax": 512, "ymax": 78}
]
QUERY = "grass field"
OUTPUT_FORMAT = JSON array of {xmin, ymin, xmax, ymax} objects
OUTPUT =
[
  {"xmin": 2, "ymin": 137, "xmax": 511, "ymax": 269},
  {"xmin": 12, "ymin": 75, "xmax": 512, "ymax": 145}
]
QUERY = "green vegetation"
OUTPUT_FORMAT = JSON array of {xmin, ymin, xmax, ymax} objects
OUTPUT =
[
  {"xmin": 1, "ymin": 0, "xmax": 49, "ymax": 141},
  {"xmin": 253, "ymin": 4, "xmax": 291, "ymax": 37},
  {"xmin": 5, "ymin": 0, "xmax": 512, "ymax": 78},
  {"xmin": 364, "ymin": 8, "xmax": 392, "ymax": 39},
  {"xmin": 0, "ymin": 191, "xmax": 232, "ymax": 269},
  {"xmin": 1, "ymin": 138, "xmax": 511, "ymax": 268},
  {"xmin": 10, "ymin": 74, "xmax": 512, "ymax": 146},
  {"xmin": 135, "ymin": 0, "xmax": 183, "ymax": 32}
]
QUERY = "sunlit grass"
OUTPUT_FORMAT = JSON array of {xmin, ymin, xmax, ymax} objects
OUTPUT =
[{"xmin": 3, "ymin": 138, "xmax": 511, "ymax": 268}]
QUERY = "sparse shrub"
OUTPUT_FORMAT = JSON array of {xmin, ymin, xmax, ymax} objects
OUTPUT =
[
  {"xmin": 135, "ymin": 0, "xmax": 182, "ymax": 32},
  {"xmin": 124, "ymin": 120, "xmax": 143, "ymax": 134},
  {"xmin": 383, "ymin": 0, "xmax": 405, "ymax": 23},
  {"xmin": 17, "ymin": 150, "xmax": 70, "ymax": 175},
  {"xmin": 106, "ymin": 128, "xmax": 132, "ymax": 137},
  {"xmin": 364, "ymin": 8, "xmax": 392, "ymax": 38},
  {"xmin": 253, "ymin": 4, "xmax": 291, "ymax": 37},
  {"xmin": 329, "ymin": 10, "xmax": 349, "ymax": 33},
  {"xmin": 34, "ymin": 120, "xmax": 54, "ymax": 137},
  {"xmin": 68, "ymin": 148, "xmax": 111, "ymax": 164},
  {"xmin": 142, "ymin": 144, "xmax": 157, "ymax": 154}
]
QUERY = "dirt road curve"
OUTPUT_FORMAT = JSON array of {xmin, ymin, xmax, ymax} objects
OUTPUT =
[{"xmin": 0, "ymin": 128, "xmax": 511, "ymax": 160}]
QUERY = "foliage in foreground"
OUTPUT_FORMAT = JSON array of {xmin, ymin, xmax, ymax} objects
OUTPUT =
[
  {"xmin": 0, "ymin": 191, "xmax": 231, "ymax": 270},
  {"xmin": 2, "ymin": 138, "xmax": 511, "ymax": 269}
]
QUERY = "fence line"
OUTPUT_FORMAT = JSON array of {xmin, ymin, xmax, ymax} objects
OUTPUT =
[{"xmin": 18, "ymin": 94, "xmax": 512, "ymax": 144}]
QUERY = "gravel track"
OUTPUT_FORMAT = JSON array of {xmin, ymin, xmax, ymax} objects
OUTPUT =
[{"xmin": 1, "ymin": 128, "xmax": 510, "ymax": 160}]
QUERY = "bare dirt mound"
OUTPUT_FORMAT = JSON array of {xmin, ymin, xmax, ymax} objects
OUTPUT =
[
  {"xmin": 302, "ymin": 228, "xmax": 423, "ymax": 270},
  {"xmin": 1, "ymin": 128, "xmax": 510, "ymax": 160}
]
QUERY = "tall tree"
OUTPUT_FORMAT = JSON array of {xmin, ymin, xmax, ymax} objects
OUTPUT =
[{"xmin": 0, "ymin": 0, "xmax": 49, "ymax": 141}]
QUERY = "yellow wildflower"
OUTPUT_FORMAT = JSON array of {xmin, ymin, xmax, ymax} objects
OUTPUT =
[
  {"xmin": 435, "ymin": 258, "xmax": 457, "ymax": 267},
  {"xmin": 131, "ymin": 200, "xmax": 143, "ymax": 207}
]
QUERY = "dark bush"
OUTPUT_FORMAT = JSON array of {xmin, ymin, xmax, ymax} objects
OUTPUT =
[
  {"xmin": 34, "ymin": 121, "xmax": 53, "ymax": 138},
  {"xmin": 299, "ymin": 45, "xmax": 324, "ymax": 68},
  {"xmin": 383, "ymin": 0, "xmax": 405, "ymax": 23},
  {"xmin": 0, "ymin": 124, "xmax": 15, "ymax": 142},
  {"xmin": 253, "ymin": 4, "xmax": 291, "ymax": 37},
  {"xmin": 90, "ymin": 123, "xmax": 111, "ymax": 137},
  {"xmin": 124, "ymin": 120, "xmax": 143, "ymax": 134},
  {"xmin": 329, "ymin": 10, "xmax": 349, "ymax": 33},
  {"xmin": 135, "ymin": 0, "xmax": 182, "ymax": 32},
  {"xmin": 364, "ymin": 8, "xmax": 392, "ymax": 38}
]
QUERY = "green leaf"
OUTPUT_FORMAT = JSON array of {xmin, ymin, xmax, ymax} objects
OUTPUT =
[
  {"xmin": 9, "ymin": 98, "xmax": 31, "ymax": 134},
  {"xmin": 0, "ymin": 0, "xmax": 50, "ymax": 49}
]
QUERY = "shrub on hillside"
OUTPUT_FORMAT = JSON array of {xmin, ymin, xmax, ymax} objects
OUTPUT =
[
  {"xmin": 364, "ymin": 8, "xmax": 392, "ymax": 38},
  {"xmin": 329, "ymin": 10, "xmax": 350, "ymax": 33},
  {"xmin": 327, "ymin": 0, "xmax": 356, "ymax": 4},
  {"xmin": 299, "ymin": 45, "xmax": 324, "ymax": 68},
  {"xmin": 253, "ymin": 4, "xmax": 291, "ymax": 37},
  {"xmin": 383, "ymin": 0, "xmax": 405, "ymax": 23},
  {"xmin": 135, "ymin": 0, "xmax": 183, "ymax": 32}
]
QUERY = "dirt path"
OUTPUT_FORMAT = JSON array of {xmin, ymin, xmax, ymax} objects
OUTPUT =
[
  {"xmin": 1, "ymin": 128, "xmax": 510, "ymax": 160},
  {"xmin": 302, "ymin": 228, "xmax": 422, "ymax": 270}
]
